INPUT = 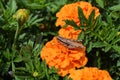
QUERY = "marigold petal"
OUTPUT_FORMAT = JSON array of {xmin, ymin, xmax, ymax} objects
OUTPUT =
[{"xmin": 58, "ymin": 26, "xmax": 82, "ymax": 40}]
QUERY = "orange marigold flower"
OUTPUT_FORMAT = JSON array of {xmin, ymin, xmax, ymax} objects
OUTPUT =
[
  {"xmin": 69, "ymin": 67, "xmax": 112, "ymax": 80},
  {"xmin": 40, "ymin": 37, "xmax": 88, "ymax": 76},
  {"xmin": 58, "ymin": 26, "xmax": 81, "ymax": 40},
  {"xmin": 56, "ymin": 1, "xmax": 100, "ymax": 27}
]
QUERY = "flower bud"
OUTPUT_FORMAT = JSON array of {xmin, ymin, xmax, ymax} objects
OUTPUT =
[{"xmin": 13, "ymin": 9, "xmax": 29, "ymax": 25}]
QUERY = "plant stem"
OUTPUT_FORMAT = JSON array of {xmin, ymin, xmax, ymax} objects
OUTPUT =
[{"xmin": 12, "ymin": 24, "xmax": 20, "ymax": 50}]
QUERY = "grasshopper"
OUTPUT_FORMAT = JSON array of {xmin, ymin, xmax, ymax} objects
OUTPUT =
[{"xmin": 56, "ymin": 36, "xmax": 84, "ymax": 49}]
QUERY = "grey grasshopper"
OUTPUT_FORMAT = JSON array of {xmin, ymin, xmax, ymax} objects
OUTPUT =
[{"xmin": 56, "ymin": 36, "xmax": 84, "ymax": 49}]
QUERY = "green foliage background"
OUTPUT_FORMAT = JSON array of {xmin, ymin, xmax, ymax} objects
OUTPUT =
[{"xmin": 0, "ymin": 0, "xmax": 120, "ymax": 80}]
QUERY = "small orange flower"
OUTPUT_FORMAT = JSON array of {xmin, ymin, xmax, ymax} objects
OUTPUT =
[
  {"xmin": 69, "ymin": 67, "xmax": 112, "ymax": 80},
  {"xmin": 40, "ymin": 37, "xmax": 88, "ymax": 76},
  {"xmin": 56, "ymin": 1, "xmax": 100, "ymax": 27}
]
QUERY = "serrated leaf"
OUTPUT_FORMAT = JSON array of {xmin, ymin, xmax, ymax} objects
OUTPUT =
[
  {"xmin": 112, "ymin": 37, "xmax": 120, "ymax": 44},
  {"xmin": 12, "ymin": 62, "xmax": 15, "ymax": 72},
  {"xmin": 87, "ymin": 42, "xmax": 93, "ymax": 53},
  {"xmin": 104, "ymin": 45, "xmax": 111, "ymax": 52},
  {"xmin": 14, "ymin": 55, "xmax": 23, "ymax": 63},
  {"xmin": 112, "ymin": 45, "xmax": 120, "ymax": 53},
  {"xmin": 87, "ymin": 10, "xmax": 95, "ymax": 27},
  {"xmin": 0, "ymin": 0, "xmax": 5, "ymax": 12},
  {"xmin": 39, "ymin": 71, "xmax": 46, "ymax": 79},
  {"xmin": 5, "ymin": 0, "xmax": 17, "ymax": 18},
  {"xmin": 18, "ymin": 33, "xmax": 26, "ymax": 40},
  {"xmin": 14, "ymin": 76, "xmax": 21, "ymax": 80},
  {"xmin": 26, "ymin": 3, "xmax": 44, "ymax": 9},
  {"xmin": 1, "ymin": 62, "xmax": 11, "ymax": 75},
  {"xmin": 31, "ymin": 18, "xmax": 44, "ymax": 25},
  {"xmin": 9, "ymin": 0, "xmax": 17, "ymax": 14},
  {"xmin": 3, "ymin": 49, "xmax": 11, "ymax": 61},
  {"xmin": 20, "ymin": 46, "xmax": 33, "ymax": 59},
  {"xmin": 97, "ymin": 56, "xmax": 101, "ymax": 68},
  {"xmin": 41, "ymin": 60, "xmax": 49, "ymax": 79},
  {"xmin": 77, "ymin": 31, "xmax": 85, "ymax": 41},
  {"xmin": 78, "ymin": 7, "xmax": 87, "ymax": 26},
  {"xmin": 93, "ymin": 42, "xmax": 106, "ymax": 48},
  {"xmin": 65, "ymin": 20, "xmax": 79, "ymax": 30},
  {"xmin": 28, "ymin": 39, "xmax": 34, "ymax": 47},
  {"xmin": 117, "ymin": 60, "xmax": 120, "ymax": 67},
  {"xmin": 106, "ymin": 29, "xmax": 117, "ymax": 42},
  {"xmin": 96, "ymin": 0, "xmax": 104, "ymax": 8},
  {"xmin": 109, "ymin": 4, "xmax": 120, "ymax": 11},
  {"xmin": 106, "ymin": 15, "xmax": 112, "ymax": 25},
  {"xmin": 26, "ymin": 14, "xmax": 43, "ymax": 28},
  {"xmin": 94, "ymin": 16, "xmax": 102, "ymax": 31},
  {"xmin": 111, "ymin": 12, "xmax": 120, "ymax": 20},
  {"xmin": 25, "ymin": 61, "xmax": 34, "ymax": 72},
  {"xmin": 28, "ymin": 14, "xmax": 38, "ymax": 24}
]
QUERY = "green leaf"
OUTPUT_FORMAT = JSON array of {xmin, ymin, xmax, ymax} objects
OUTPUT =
[
  {"xmin": 94, "ymin": 16, "xmax": 102, "ymax": 31},
  {"xmin": 14, "ymin": 76, "xmax": 21, "ymax": 80},
  {"xmin": 25, "ymin": 14, "xmax": 43, "ymax": 28},
  {"xmin": 117, "ymin": 60, "xmax": 120, "ymax": 67},
  {"xmin": 18, "ymin": 33, "xmax": 26, "ymax": 40},
  {"xmin": 12, "ymin": 62, "xmax": 15, "ymax": 72},
  {"xmin": 28, "ymin": 39, "xmax": 34, "ymax": 48},
  {"xmin": 106, "ymin": 15, "xmax": 113, "ymax": 25},
  {"xmin": 96, "ymin": 0, "xmax": 104, "ymax": 8},
  {"xmin": 49, "ymin": 67, "xmax": 57, "ymax": 74},
  {"xmin": 93, "ymin": 42, "xmax": 106, "ymax": 48},
  {"xmin": 87, "ymin": 42, "xmax": 93, "ymax": 53},
  {"xmin": 39, "ymin": 72, "xmax": 46, "ymax": 79},
  {"xmin": 77, "ymin": 31, "xmax": 85, "ymax": 41},
  {"xmin": 78, "ymin": 6, "xmax": 87, "ymax": 26},
  {"xmin": 25, "ymin": 61, "xmax": 34, "ymax": 72},
  {"xmin": 5, "ymin": 0, "xmax": 17, "ymax": 18},
  {"xmin": 26, "ymin": 3, "xmax": 44, "ymax": 9},
  {"xmin": 20, "ymin": 46, "xmax": 33, "ymax": 60},
  {"xmin": 111, "ymin": 37, "xmax": 120, "ymax": 44},
  {"xmin": 0, "ymin": 0, "xmax": 5, "ymax": 12},
  {"xmin": 111, "ymin": 12, "xmax": 120, "ymax": 20},
  {"xmin": 104, "ymin": 45, "xmax": 111, "ymax": 52},
  {"xmin": 1, "ymin": 62, "xmax": 11, "ymax": 75},
  {"xmin": 109, "ymin": 4, "xmax": 120, "ymax": 11},
  {"xmin": 65, "ymin": 20, "xmax": 79, "ymax": 30},
  {"xmin": 11, "ymin": 50, "xmax": 17, "ymax": 60},
  {"xmin": 106, "ymin": 29, "xmax": 117, "ymax": 42},
  {"xmin": 31, "ymin": 18, "xmax": 44, "ymax": 25},
  {"xmin": 112, "ymin": 45, "xmax": 120, "ymax": 53},
  {"xmin": 87, "ymin": 10, "xmax": 95, "ymax": 28},
  {"xmin": 14, "ymin": 55, "xmax": 23, "ymax": 63},
  {"xmin": 97, "ymin": 56, "xmax": 101, "ymax": 68},
  {"xmin": 28, "ymin": 14, "xmax": 38, "ymax": 23},
  {"xmin": 3, "ymin": 49, "xmax": 11, "ymax": 61},
  {"xmin": 20, "ymin": 0, "xmax": 45, "ymax": 9},
  {"xmin": 8, "ymin": 0, "xmax": 17, "ymax": 14}
]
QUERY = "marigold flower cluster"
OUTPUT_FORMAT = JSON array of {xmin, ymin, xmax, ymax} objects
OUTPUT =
[
  {"xmin": 41, "ymin": 37, "xmax": 87, "ymax": 76},
  {"xmin": 40, "ymin": 1, "xmax": 112, "ymax": 79},
  {"xmin": 69, "ymin": 67, "xmax": 112, "ymax": 80},
  {"xmin": 56, "ymin": 1, "xmax": 100, "ymax": 27}
]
